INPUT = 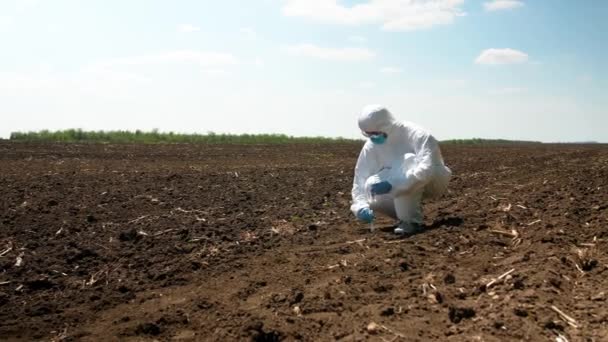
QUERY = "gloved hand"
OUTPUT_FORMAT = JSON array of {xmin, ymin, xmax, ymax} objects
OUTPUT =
[
  {"xmin": 357, "ymin": 207, "xmax": 374, "ymax": 223},
  {"xmin": 370, "ymin": 181, "xmax": 392, "ymax": 195}
]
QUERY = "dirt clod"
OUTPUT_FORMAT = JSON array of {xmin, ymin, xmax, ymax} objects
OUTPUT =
[
  {"xmin": 119, "ymin": 228, "xmax": 140, "ymax": 242},
  {"xmin": 514, "ymin": 308, "xmax": 529, "ymax": 317},
  {"xmin": 380, "ymin": 307, "xmax": 395, "ymax": 316},
  {"xmin": 26, "ymin": 279, "xmax": 56, "ymax": 291},
  {"xmin": 135, "ymin": 323, "xmax": 161, "ymax": 336},
  {"xmin": 582, "ymin": 259, "xmax": 599, "ymax": 272},
  {"xmin": 449, "ymin": 307, "xmax": 476, "ymax": 324},
  {"xmin": 544, "ymin": 321, "xmax": 564, "ymax": 331},
  {"xmin": 289, "ymin": 290, "xmax": 304, "ymax": 305}
]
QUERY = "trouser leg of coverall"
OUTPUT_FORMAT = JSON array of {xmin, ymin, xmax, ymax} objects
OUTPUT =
[
  {"xmin": 369, "ymin": 195, "xmax": 397, "ymax": 220},
  {"xmin": 393, "ymin": 188, "xmax": 424, "ymax": 224}
]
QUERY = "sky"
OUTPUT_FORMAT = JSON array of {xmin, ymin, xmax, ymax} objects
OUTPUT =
[{"xmin": 1, "ymin": 0, "xmax": 606, "ymax": 142}]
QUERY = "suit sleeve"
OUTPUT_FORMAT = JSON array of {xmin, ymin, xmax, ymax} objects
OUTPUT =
[{"xmin": 350, "ymin": 146, "xmax": 373, "ymax": 216}]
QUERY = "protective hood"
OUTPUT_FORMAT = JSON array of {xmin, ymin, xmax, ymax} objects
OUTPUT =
[{"xmin": 358, "ymin": 105, "xmax": 397, "ymax": 135}]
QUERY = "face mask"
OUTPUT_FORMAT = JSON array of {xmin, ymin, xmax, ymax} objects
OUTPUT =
[{"xmin": 370, "ymin": 134, "xmax": 387, "ymax": 145}]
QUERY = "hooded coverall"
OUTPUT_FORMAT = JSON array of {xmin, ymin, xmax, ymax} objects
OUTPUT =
[{"xmin": 351, "ymin": 105, "xmax": 452, "ymax": 227}]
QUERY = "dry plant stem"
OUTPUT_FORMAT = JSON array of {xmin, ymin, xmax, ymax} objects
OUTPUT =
[
  {"xmin": 127, "ymin": 215, "xmax": 148, "ymax": 224},
  {"xmin": 486, "ymin": 268, "xmax": 516, "ymax": 288},
  {"xmin": 93, "ymin": 243, "xmax": 110, "ymax": 250},
  {"xmin": 551, "ymin": 305, "xmax": 580, "ymax": 328},
  {"xmin": 153, "ymin": 229, "xmax": 174, "ymax": 237},
  {"xmin": 0, "ymin": 247, "xmax": 13, "ymax": 257},
  {"xmin": 490, "ymin": 229, "xmax": 518, "ymax": 238},
  {"xmin": 384, "ymin": 239, "xmax": 412, "ymax": 245},
  {"xmin": 381, "ymin": 337, "xmax": 398, "ymax": 342},
  {"xmin": 380, "ymin": 324, "xmax": 406, "ymax": 339}
]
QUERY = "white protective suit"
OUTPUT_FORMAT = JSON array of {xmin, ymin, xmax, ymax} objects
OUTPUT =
[{"xmin": 351, "ymin": 105, "xmax": 452, "ymax": 225}]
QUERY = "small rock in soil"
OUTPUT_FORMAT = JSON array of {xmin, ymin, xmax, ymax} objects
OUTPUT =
[
  {"xmin": 493, "ymin": 321, "xmax": 505, "ymax": 330},
  {"xmin": 367, "ymin": 322, "xmax": 379, "ymax": 335}
]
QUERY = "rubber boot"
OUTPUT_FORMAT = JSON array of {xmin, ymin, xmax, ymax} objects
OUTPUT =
[{"xmin": 394, "ymin": 221, "xmax": 424, "ymax": 235}]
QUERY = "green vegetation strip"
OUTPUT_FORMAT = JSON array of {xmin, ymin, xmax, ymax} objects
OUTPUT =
[
  {"xmin": 8, "ymin": 130, "xmax": 543, "ymax": 145},
  {"xmin": 441, "ymin": 138, "xmax": 542, "ymax": 145},
  {"xmin": 9, "ymin": 129, "xmax": 359, "ymax": 144}
]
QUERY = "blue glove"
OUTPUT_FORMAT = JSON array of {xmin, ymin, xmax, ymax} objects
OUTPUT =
[
  {"xmin": 370, "ymin": 181, "xmax": 392, "ymax": 195},
  {"xmin": 357, "ymin": 207, "xmax": 374, "ymax": 223}
]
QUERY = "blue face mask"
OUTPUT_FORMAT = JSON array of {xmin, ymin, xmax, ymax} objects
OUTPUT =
[{"xmin": 370, "ymin": 134, "xmax": 387, "ymax": 145}]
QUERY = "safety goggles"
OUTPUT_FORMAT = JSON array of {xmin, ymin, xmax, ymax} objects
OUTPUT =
[{"xmin": 362, "ymin": 131, "xmax": 387, "ymax": 138}]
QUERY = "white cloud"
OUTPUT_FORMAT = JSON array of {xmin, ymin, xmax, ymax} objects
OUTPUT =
[
  {"xmin": 254, "ymin": 58, "xmax": 265, "ymax": 68},
  {"xmin": 92, "ymin": 50, "xmax": 239, "ymax": 69},
  {"xmin": 348, "ymin": 35, "xmax": 367, "ymax": 43},
  {"xmin": 0, "ymin": 16, "xmax": 14, "ymax": 30},
  {"xmin": 488, "ymin": 87, "xmax": 527, "ymax": 95},
  {"xmin": 0, "ymin": 71, "xmax": 55, "ymax": 91},
  {"xmin": 475, "ymin": 48, "xmax": 528, "ymax": 65},
  {"xmin": 201, "ymin": 69, "xmax": 229, "ymax": 76},
  {"xmin": 380, "ymin": 67, "xmax": 403, "ymax": 74},
  {"xmin": 15, "ymin": 0, "xmax": 39, "ymax": 12},
  {"xmin": 240, "ymin": 27, "xmax": 258, "ymax": 40},
  {"xmin": 483, "ymin": 0, "xmax": 524, "ymax": 11},
  {"xmin": 435, "ymin": 78, "xmax": 468, "ymax": 88},
  {"xmin": 286, "ymin": 44, "xmax": 375, "ymax": 61},
  {"xmin": 177, "ymin": 24, "xmax": 200, "ymax": 33},
  {"xmin": 283, "ymin": 0, "xmax": 465, "ymax": 31},
  {"xmin": 358, "ymin": 81, "xmax": 376, "ymax": 89}
]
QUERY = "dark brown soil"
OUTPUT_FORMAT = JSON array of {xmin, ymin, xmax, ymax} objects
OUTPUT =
[{"xmin": 0, "ymin": 142, "xmax": 607, "ymax": 341}]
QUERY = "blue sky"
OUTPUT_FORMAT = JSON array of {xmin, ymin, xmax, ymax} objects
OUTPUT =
[{"xmin": 1, "ymin": 0, "xmax": 606, "ymax": 142}]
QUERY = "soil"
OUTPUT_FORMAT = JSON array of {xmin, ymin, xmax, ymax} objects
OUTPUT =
[{"xmin": 0, "ymin": 141, "xmax": 607, "ymax": 341}]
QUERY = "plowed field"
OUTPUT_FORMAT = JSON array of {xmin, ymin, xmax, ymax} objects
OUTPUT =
[{"xmin": 1, "ymin": 142, "xmax": 607, "ymax": 341}]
